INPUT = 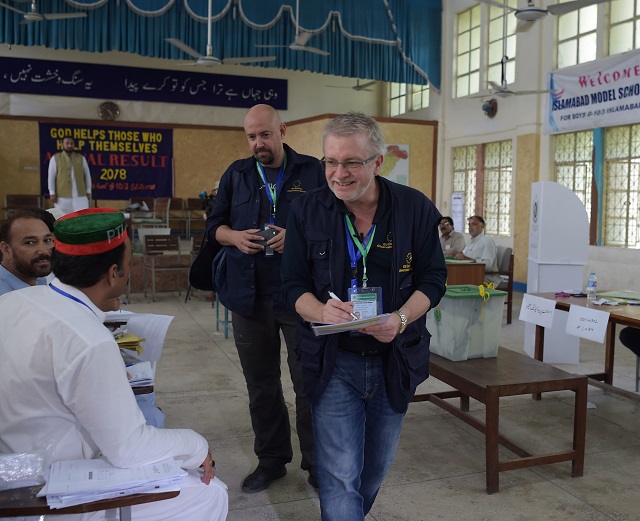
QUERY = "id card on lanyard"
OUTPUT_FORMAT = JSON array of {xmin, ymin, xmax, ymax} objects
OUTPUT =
[{"xmin": 344, "ymin": 215, "xmax": 383, "ymax": 320}]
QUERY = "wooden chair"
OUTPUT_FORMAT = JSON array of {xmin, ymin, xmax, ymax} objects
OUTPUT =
[
  {"xmin": 0, "ymin": 484, "xmax": 178, "ymax": 520},
  {"xmin": 131, "ymin": 197, "xmax": 171, "ymax": 228},
  {"xmin": 4, "ymin": 194, "xmax": 44, "ymax": 218},
  {"xmin": 143, "ymin": 234, "xmax": 191, "ymax": 301},
  {"xmin": 495, "ymin": 245, "xmax": 514, "ymax": 324},
  {"xmin": 184, "ymin": 198, "xmax": 206, "ymax": 238}
]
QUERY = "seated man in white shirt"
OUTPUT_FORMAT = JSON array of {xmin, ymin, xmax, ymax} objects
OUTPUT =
[
  {"xmin": 0, "ymin": 208, "xmax": 228, "ymax": 521},
  {"xmin": 455, "ymin": 215, "xmax": 501, "ymax": 285}
]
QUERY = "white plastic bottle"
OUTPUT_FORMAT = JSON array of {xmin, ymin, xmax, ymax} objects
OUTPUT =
[{"xmin": 586, "ymin": 272, "xmax": 597, "ymax": 301}]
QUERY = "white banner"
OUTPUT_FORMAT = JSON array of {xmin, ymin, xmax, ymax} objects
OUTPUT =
[{"xmin": 544, "ymin": 49, "xmax": 640, "ymax": 134}]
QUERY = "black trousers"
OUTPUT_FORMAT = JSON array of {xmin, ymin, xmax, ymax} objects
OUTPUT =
[
  {"xmin": 619, "ymin": 327, "xmax": 640, "ymax": 357},
  {"xmin": 231, "ymin": 298, "xmax": 315, "ymax": 474}
]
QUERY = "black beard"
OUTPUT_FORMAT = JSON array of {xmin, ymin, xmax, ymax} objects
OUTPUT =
[{"xmin": 14, "ymin": 255, "xmax": 51, "ymax": 279}]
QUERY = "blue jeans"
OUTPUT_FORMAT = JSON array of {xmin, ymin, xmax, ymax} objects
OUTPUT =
[{"xmin": 312, "ymin": 349, "xmax": 405, "ymax": 521}]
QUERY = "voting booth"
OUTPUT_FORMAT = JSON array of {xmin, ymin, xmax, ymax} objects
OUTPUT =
[{"xmin": 524, "ymin": 182, "xmax": 589, "ymax": 364}]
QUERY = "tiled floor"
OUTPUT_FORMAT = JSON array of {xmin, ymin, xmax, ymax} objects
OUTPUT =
[{"xmin": 125, "ymin": 290, "xmax": 640, "ymax": 521}]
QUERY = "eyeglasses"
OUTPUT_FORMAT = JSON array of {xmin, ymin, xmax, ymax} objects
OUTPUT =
[
  {"xmin": 321, "ymin": 155, "xmax": 377, "ymax": 173},
  {"xmin": 439, "ymin": 222, "xmax": 451, "ymax": 227}
]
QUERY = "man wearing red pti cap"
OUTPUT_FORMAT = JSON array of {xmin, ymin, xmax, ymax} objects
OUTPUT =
[{"xmin": 0, "ymin": 208, "xmax": 228, "ymax": 521}]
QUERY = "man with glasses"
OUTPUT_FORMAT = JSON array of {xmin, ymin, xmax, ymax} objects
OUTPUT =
[
  {"xmin": 438, "ymin": 216, "xmax": 465, "ymax": 257},
  {"xmin": 281, "ymin": 112, "xmax": 447, "ymax": 521},
  {"xmin": 207, "ymin": 104, "xmax": 324, "ymax": 492}
]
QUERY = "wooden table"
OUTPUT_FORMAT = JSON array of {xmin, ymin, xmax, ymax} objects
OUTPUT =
[
  {"xmin": 412, "ymin": 347, "xmax": 587, "ymax": 494},
  {"xmin": 532, "ymin": 292, "xmax": 640, "ymax": 387},
  {"xmin": 0, "ymin": 485, "xmax": 179, "ymax": 519},
  {"xmin": 445, "ymin": 261, "xmax": 485, "ymax": 285}
]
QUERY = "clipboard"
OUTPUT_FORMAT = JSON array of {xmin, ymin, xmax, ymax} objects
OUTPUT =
[{"xmin": 310, "ymin": 313, "xmax": 391, "ymax": 336}]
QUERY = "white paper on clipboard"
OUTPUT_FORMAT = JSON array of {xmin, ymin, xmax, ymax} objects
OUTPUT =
[{"xmin": 311, "ymin": 313, "xmax": 391, "ymax": 336}]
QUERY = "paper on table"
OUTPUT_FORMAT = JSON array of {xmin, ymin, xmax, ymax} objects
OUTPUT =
[
  {"xmin": 125, "ymin": 314, "xmax": 174, "ymax": 362},
  {"xmin": 444, "ymin": 259, "xmax": 474, "ymax": 264},
  {"xmin": 311, "ymin": 313, "xmax": 391, "ymax": 336},
  {"xmin": 565, "ymin": 304, "xmax": 610, "ymax": 343}
]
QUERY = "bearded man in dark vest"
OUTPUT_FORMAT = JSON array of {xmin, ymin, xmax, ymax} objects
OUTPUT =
[{"xmin": 48, "ymin": 136, "xmax": 92, "ymax": 215}]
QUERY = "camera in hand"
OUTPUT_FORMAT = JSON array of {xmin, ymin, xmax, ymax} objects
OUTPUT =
[{"xmin": 252, "ymin": 228, "xmax": 277, "ymax": 256}]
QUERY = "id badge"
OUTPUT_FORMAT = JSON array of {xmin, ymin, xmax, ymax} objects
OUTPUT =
[{"xmin": 347, "ymin": 286, "xmax": 383, "ymax": 320}]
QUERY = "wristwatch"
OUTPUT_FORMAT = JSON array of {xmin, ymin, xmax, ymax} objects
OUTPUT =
[{"xmin": 394, "ymin": 309, "xmax": 408, "ymax": 334}]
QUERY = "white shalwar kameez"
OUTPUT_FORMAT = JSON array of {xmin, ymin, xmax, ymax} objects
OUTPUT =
[
  {"xmin": 47, "ymin": 156, "xmax": 92, "ymax": 215},
  {"xmin": 0, "ymin": 280, "xmax": 228, "ymax": 521}
]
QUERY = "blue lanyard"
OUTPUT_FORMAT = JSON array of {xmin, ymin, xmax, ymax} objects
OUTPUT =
[
  {"xmin": 344, "ymin": 216, "xmax": 376, "ymax": 289},
  {"xmin": 49, "ymin": 283, "xmax": 97, "ymax": 317},
  {"xmin": 256, "ymin": 155, "xmax": 287, "ymax": 225}
]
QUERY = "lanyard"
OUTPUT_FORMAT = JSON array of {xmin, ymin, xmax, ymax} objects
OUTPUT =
[
  {"xmin": 256, "ymin": 155, "xmax": 287, "ymax": 225},
  {"xmin": 49, "ymin": 283, "xmax": 97, "ymax": 317},
  {"xmin": 344, "ymin": 215, "xmax": 376, "ymax": 288}
]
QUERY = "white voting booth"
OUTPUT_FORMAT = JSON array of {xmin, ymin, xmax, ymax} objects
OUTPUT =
[{"xmin": 524, "ymin": 181, "xmax": 589, "ymax": 363}]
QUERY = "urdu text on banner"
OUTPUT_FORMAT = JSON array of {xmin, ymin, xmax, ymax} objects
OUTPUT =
[
  {"xmin": 1, "ymin": 56, "xmax": 286, "ymax": 110},
  {"xmin": 39, "ymin": 123, "xmax": 173, "ymax": 200},
  {"xmin": 544, "ymin": 48, "xmax": 640, "ymax": 134}
]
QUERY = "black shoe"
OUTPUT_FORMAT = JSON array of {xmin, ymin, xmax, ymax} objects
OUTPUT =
[
  {"xmin": 241, "ymin": 465, "xmax": 287, "ymax": 493},
  {"xmin": 307, "ymin": 473, "xmax": 318, "ymax": 489}
]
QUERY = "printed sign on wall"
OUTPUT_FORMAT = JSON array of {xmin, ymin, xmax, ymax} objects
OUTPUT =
[{"xmin": 39, "ymin": 123, "xmax": 173, "ymax": 200}]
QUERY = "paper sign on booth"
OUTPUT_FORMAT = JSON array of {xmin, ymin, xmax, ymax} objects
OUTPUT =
[
  {"xmin": 519, "ymin": 294, "xmax": 556, "ymax": 328},
  {"xmin": 565, "ymin": 305, "xmax": 610, "ymax": 343}
]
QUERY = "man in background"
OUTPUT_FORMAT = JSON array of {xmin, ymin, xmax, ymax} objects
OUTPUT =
[
  {"xmin": 438, "ymin": 216, "xmax": 465, "ymax": 257},
  {"xmin": 455, "ymin": 215, "xmax": 500, "ymax": 284},
  {"xmin": 0, "ymin": 208, "xmax": 54, "ymax": 295},
  {"xmin": 48, "ymin": 136, "xmax": 92, "ymax": 214},
  {"xmin": 207, "ymin": 104, "xmax": 324, "ymax": 492},
  {"xmin": 0, "ymin": 208, "xmax": 228, "ymax": 521}
]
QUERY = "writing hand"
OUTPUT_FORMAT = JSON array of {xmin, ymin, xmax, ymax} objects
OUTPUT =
[{"xmin": 323, "ymin": 298, "xmax": 356, "ymax": 324}]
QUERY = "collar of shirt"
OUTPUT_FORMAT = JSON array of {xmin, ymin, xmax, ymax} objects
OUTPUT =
[{"xmin": 49, "ymin": 277, "xmax": 106, "ymax": 322}]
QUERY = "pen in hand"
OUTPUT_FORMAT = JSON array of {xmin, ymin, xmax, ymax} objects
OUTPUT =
[{"xmin": 328, "ymin": 291, "xmax": 359, "ymax": 321}]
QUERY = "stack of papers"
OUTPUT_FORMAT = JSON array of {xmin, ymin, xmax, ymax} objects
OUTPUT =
[
  {"xmin": 126, "ymin": 361, "xmax": 154, "ymax": 388},
  {"xmin": 38, "ymin": 458, "xmax": 186, "ymax": 509},
  {"xmin": 116, "ymin": 333, "xmax": 146, "ymax": 357}
]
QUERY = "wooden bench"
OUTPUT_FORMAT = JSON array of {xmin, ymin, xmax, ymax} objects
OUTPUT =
[
  {"xmin": 0, "ymin": 484, "xmax": 178, "ymax": 519},
  {"xmin": 412, "ymin": 347, "xmax": 587, "ymax": 494}
]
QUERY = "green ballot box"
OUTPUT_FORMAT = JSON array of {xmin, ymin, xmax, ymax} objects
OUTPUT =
[{"xmin": 426, "ymin": 284, "xmax": 507, "ymax": 361}]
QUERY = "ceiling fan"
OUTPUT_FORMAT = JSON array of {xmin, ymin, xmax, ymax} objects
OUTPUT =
[
  {"xmin": 166, "ymin": 0, "xmax": 276, "ymax": 67},
  {"xmin": 326, "ymin": 79, "xmax": 377, "ymax": 92},
  {"xmin": 478, "ymin": 0, "xmax": 611, "ymax": 32},
  {"xmin": 256, "ymin": 0, "xmax": 329, "ymax": 56},
  {"xmin": 0, "ymin": 0, "xmax": 87, "ymax": 23},
  {"xmin": 471, "ymin": 56, "xmax": 555, "ymax": 98}
]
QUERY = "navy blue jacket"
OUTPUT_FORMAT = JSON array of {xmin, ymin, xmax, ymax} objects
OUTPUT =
[
  {"xmin": 207, "ymin": 144, "xmax": 325, "ymax": 316},
  {"xmin": 281, "ymin": 178, "xmax": 447, "ymax": 413}
]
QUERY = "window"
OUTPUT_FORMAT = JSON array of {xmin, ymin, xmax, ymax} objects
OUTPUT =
[
  {"xmin": 553, "ymin": 125, "xmax": 640, "ymax": 248},
  {"xmin": 389, "ymin": 83, "xmax": 429, "ymax": 116},
  {"xmin": 604, "ymin": 124, "xmax": 640, "ymax": 248},
  {"xmin": 483, "ymin": 140, "xmax": 512, "ymax": 236},
  {"xmin": 554, "ymin": 131, "xmax": 594, "ymax": 221},
  {"xmin": 557, "ymin": 1, "xmax": 598, "ymax": 68},
  {"xmin": 389, "ymin": 83, "xmax": 407, "ymax": 117},
  {"xmin": 455, "ymin": 5, "xmax": 481, "ymax": 98},
  {"xmin": 609, "ymin": 0, "xmax": 640, "ymax": 55},
  {"xmin": 452, "ymin": 140, "xmax": 512, "ymax": 236},
  {"xmin": 453, "ymin": 145, "xmax": 477, "ymax": 221},
  {"xmin": 487, "ymin": 0, "xmax": 517, "ymax": 87}
]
